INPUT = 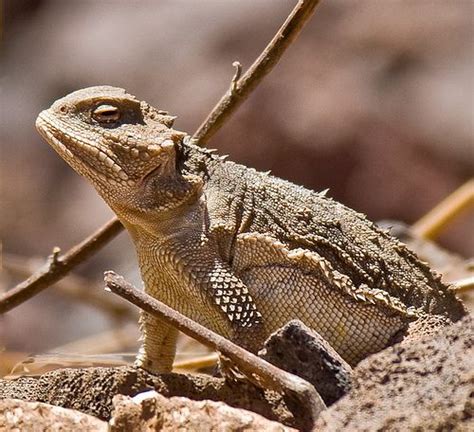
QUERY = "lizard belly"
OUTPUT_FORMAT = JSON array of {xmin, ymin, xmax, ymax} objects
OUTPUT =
[{"xmin": 232, "ymin": 233, "xmax": 409, "ymax": 365}]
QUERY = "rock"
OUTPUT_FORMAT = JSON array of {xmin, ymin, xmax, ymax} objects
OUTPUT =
[
  {"xmin": 109, "ymin": 390, "xmax": 296, "ymax": 431},
  {"xmin": 0, "ymin": 398, "xmax": 106, "ymax": 431},
  {"xmin": 259, "ymin": 320, "xmax": 353, "ymax": 405},
  {"xmin": 315, "ymin": 314, "xmax": 474, "ymax": 431},
  {"xmin": 0, "ymin": 366, "xmax": 303, "ymax": 429}
]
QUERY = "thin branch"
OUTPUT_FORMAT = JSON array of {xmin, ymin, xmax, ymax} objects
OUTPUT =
[
  {"xmin": 104, "ymin": 271, "xmax": 326, "ymax": 429},
  {"xmin": 173, "ymin": 352, "xmax": 219, "ymax": 371},
  {"xmin": 191, "ymin": 0, "xmax": 321, "ymax": 146},
  {"xmin": 0, "ymin": 218, "xmax": 123, "ymax": 314},
  {"xmin": 451, "ymin": 276, "xmax": 474, "ymax": 293},
  {"xmin": 3, "ymin": 252, "xmax": 136, "ymax": 320},
  {"xmin": 412, "ymin": 179, "xmax": 474, "ymax": 240}
]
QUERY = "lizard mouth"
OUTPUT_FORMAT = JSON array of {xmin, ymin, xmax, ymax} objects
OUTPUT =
[{"xmin": 36, "ymin": 115, "xmax": 76, "ymax": 160}]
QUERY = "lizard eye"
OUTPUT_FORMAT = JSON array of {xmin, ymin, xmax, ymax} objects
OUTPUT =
[{"xmin": 92, "ymin": 104, "xmax": 121, "ymax": 124}]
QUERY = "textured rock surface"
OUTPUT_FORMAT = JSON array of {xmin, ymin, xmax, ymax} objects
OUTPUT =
[
  {"xmin": 110, "ymin": 390, "xmax": 296, "ymax": 431},
  {"xmin": 315, "ymin": 314, "xmax": 474, "ymax": 431},
  {"xmin": 259, "ymin": 320, "xmax": 353, "ymax": 405},
  {"xmin": 0, "ymin": 398, "xmax": 106, "ymax": 431},
  {"xmin": 0, "ymin": 366, "xmax": 301, "ymax": 429},
  {"xmin": 1, "ymin": 316, "xmax": 472, "ymax": 431}
]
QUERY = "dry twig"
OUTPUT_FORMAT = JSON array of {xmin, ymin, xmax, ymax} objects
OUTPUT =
[
  {"xmin": 412, "ymin": 179, "xmax": 474, "ymax": 240},
  {"xmin": 104, "ymin": 271, "xmax": 326, "ymax": 429},
  {"xmin": 172, "ymin": 352, "xmax": 219, "ymax": 371},
  {"xmin": 3, "ymin": 253, "xmax": 135, "ymax": 320},
  {"xmin": 191, "ymin": 0, "xmax": 321, "ymax": 146},
  {"xmin": 0, "ymin": 219, "xmax": 123, "ymax": 314},
  {"xmin": 452, "ymin": 276, "xmax": 474, "ymax": 293}
]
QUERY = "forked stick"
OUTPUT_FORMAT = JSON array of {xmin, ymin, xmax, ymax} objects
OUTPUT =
[{"xmin": 0, "ymin": 219, "xmax": 123, "ymax": 314}]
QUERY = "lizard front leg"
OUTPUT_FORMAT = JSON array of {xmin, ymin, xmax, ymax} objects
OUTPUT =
[
  {"xmin": 134, "ymin": 240, "xmax": 265, "ymax": 373},
  {"xmin": 135, "ymin": 311, "xmax": 178, "ymax": 373}
]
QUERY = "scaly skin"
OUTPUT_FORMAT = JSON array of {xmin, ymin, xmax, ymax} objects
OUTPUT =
[{"xmin": 36, "ymin": 86, "xmax": 466, "ymax": 371}]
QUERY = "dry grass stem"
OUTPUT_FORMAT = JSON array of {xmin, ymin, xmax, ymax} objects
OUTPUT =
[{"xmin": 412, "ymin": 179, "xmax": 474, "ymax": 240}]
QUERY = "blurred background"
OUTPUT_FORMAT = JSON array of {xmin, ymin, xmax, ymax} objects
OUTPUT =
[{"xmin": 1, "ymin": 0, "xmax": 473, "ymax": 372}]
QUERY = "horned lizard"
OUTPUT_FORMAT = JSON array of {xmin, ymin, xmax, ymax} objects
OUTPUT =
[{"xmin": 36, "ymin": 86, "xmax": 466, "ymax": 372}]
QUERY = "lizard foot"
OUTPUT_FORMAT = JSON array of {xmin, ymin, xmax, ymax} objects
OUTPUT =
[{"xmin": 134, "ymin": 347, "xmax": 173, "ymax": 374}]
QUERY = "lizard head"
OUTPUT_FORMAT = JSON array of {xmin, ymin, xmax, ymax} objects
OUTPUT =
[{"xmin": 36, "ymin": 86, "xmax": 202, "ymax": 224}]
